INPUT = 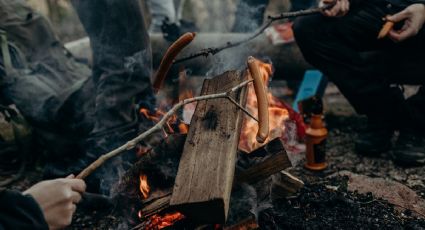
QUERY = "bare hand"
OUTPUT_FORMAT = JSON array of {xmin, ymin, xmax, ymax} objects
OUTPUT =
[
  {"xmin": 320, "ymin": 0, "xmax": 350, "ymax": 17},
  {"xmin": 23, "ymin": 175, "xmax": 86, "ymax": 229},
  {"xmin": 387, "ymin": 4, "xmax": 425, "ymax": 42}
]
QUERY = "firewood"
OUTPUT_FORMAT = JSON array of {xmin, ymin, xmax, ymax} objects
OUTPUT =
[
  {"xmin": 271, "ymin": 170, "xmax": 304, "ymax": 198},
  {"xmin": 140, "ymin": 193, "xmax": 173, "ymax": 218},
  {"xmin": 235, "ymin": 138, "xmax": 291, "ymax": 185},
  {"xmin": 170, "ymin": 70, "xmax": 248, "ymax": 224},
  {"xmin": 140, "ymin": 138, "xmax": 292, "ymax": 221}
]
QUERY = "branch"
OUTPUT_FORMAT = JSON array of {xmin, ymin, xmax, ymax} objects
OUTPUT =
[
  {"xmin": 173, "ymin": 1, "xmax": 336, "ymax": 64},
  {"xmin": 76, "ymin": 79, "xmax": 253, "ymax": 179}
]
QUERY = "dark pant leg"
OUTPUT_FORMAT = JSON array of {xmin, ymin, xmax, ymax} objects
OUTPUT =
[
  {"xmin": 232, "ymin": 0, "xmax": 270, "ymax": 32},
  {"xmin": 72, "ymin": 0, "xmax": 154, "ymax": 134},
  {"xmin": 70, "ymin": 0, "xmax": 154, "ymax": 193},
  {"xmin": 293, "ymin": 2, "xmax": 425, "ymax": 127}
]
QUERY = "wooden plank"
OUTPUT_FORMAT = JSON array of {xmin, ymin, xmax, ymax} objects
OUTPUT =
[
  {"xmin": 170, "ymin": 70, "xmax": 248, "ymax": 224},
  {"xmin": 235, "ymin": 138, "xmax": 292, "ymax": 185},
  {"xmin": 140, "ymin": 138, "xmax": 292, "ymax": 221}
]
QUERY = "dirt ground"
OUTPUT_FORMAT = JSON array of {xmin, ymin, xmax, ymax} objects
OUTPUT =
[{"xmin": 1, "ymin": 83, "xmax": 425, "ymax": 229}]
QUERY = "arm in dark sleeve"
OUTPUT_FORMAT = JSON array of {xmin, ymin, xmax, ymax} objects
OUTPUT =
[
  {"xmin": 408, "ymin": 0, "xmax": 425, "ymax": 5},
  {"xmin": 0, "ymin": 189, "xmax": 48, "ymax": 230}
]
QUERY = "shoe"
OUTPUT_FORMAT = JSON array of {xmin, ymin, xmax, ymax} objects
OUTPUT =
[
  {"xmin": 355, "ymin": 120, "xmax": 394, "ymax": 156},
  {"xmin": 392, "ymin": 131, "xmax": 425, "ymax": 167}
]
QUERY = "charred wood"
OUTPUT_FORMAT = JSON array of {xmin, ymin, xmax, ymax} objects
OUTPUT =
[{"xmin": 170, "ymin": 70, "xmax": 248, "ymax": 224}]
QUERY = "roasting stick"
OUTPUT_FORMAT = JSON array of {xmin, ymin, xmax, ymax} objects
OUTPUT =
[
  {"xmin": 247, "ymin": 56, "xmax": 269, "ymax": 143},
  {"xmin": 174, "ymin": 0, "xmax": 337, "ymax": 64},
  {"xmin": 76, "ymin": 79, "xmax": 254, "ymax": 179},
  {"xmin": 152, "ymin": 32, "xmax": 196, "ymax": 93}
]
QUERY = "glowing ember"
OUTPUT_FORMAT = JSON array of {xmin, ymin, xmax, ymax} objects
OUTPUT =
[
  {"xmin": 139, "ymin": 174, "xmax": 150, "ymax": 199},
  {"xmin": 144, "ymin": 212, "xmax": 185, "ymax": 230}
]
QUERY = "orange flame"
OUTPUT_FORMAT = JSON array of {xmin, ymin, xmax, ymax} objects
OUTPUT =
[
  {"xmin": 139, "ymin": 174, "xmax": 150, "ymax": 199},
  {"xmin": 239, "ymin": 60, "xmax": 290, "ymax": 153}
]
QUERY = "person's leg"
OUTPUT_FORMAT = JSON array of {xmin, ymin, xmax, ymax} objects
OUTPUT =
[
  {"xmin": 146, "ymin": 0, "xmax": 177, "ymax": 32},
  {"xmin": 71, "ymin": 0, "xmax": 154, "ymax": 193},
  {"xmin": 293, "ymin": 2, "xmax": 425, "ymax": 163},
  {"xmin": 293, "ymin": 2, "xmax": 409, "ymax": 154}
]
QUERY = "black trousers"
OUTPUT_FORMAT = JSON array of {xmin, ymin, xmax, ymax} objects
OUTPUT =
[{"xmin": 293, "ymin": 1, "xmax": 425, "ymax": 130}]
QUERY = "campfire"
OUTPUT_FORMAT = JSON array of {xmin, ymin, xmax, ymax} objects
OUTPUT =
[{"xmin": 118, "ymin": 57, "xmax": 304, "ymax": 229}]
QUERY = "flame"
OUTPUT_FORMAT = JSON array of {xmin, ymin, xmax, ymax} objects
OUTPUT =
[
  {"xmin": 137, "ymin": 175, "xmax": 185, "ymax": 229},
  {"xmin": 239, "ymin": 60, "xmax": 291, "ymax": 153},
  {"xmin": 139, "ymin": 174, "xmax": 150, "ymax": 199}
]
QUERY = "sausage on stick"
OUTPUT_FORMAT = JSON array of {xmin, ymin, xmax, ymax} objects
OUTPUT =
[
  {"xmin": 153, "ymin": 32, "xmax": 196, "ymax": 93},
  {"xmin": 247, "ymin": 56, "xmax": 269, "ymax": 143},
  {"xmin": 378, "ymin": 16, "xmax": 395, "ymax": 39}
]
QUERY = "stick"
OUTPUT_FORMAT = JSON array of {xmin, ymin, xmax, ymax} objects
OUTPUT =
[
  {"xmin": 76, "ymin": 79, "xmax": 253, "ymax": 179},
  {"xmin": 173, "ymin": 1, "xmax": 337, "ymax": 64}
]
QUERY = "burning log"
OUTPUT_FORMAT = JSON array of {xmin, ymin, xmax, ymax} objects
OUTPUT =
[
  {"xmin": 170, "ymin": 70, "xmax": 249, "ymax": 224},
  {"xmin": 138, "ymin": 137, "xmax": 292, "ymax": 223}
]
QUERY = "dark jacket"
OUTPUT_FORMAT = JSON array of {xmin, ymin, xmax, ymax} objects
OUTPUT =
[
  {"xmin": 0, "ymin": 189, "xmax": 48, "ymax": 230},
  {"xmin": 354, "ymin": 0, "xmax": 425, "ymax": 6}
]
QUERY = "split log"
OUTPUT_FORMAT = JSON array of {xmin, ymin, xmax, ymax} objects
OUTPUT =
[
  {"xmin": 141, "ymin": 138, "xmax": 292, "ymax": 221},
  {"xmin": 271, "ymin": 170, "xmax": 304, "ymax": 198},
  {"xmin": 140, "ymin": 193, "xmax": 173, "ymax": 218},
  {"xmin": 170, "ymin": 70, "xmax": 248, "ymax": 224},
  {"xmin": 235, "ymin": 138, "xmax": 292, "ymax": 185}
]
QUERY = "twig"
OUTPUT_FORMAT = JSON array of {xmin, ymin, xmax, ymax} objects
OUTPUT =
[
  {"xmin": 76, "ymin": 79, "xmax": 253, "ymax": 179},
  {"xmin": 173, "ymin": 1, "xmax": 336, "ymax": 64},
  {"xmin": 226, "ymin": 95, "xmax": 258, "ymax": 122}
]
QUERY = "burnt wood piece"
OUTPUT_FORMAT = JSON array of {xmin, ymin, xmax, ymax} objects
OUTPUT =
[
  {"xmin": 271, "ymin": 171, "xmax": 304, "ymax": 198},
  {"xmin": 140, "ymin": 193, "xmax": 173, "ymax": 218},
  {"xmin": 235, "ymin": 138, "xmax": 292, "ymax": 185},
  {"xmin": 141, "ymin": 138, "xmax": 292, "ymax": 221},
  {"xmin": 170, "ymin": 70, "xmax": 248, "ymax": 224}
]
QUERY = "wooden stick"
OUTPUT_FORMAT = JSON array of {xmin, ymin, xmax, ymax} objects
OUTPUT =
[
  {"xmin": 76, "ymin": 79, "xmax": 253, "ymax": 179},
  {"xmin": 174, "ymin": 1, "xmax": 337, "ymax": 64}
]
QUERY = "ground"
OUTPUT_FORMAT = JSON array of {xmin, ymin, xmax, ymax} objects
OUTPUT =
[{"xmin": 1, "ymin": 83, "xmax": 424, "ymax": 229}]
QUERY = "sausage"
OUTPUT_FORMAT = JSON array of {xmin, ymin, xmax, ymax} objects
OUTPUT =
[
  {"xmin": 153, "ymin": 32, "xmax": 196, "ymax": 93},
  {"xmin": 377, "ymin": 18, "xmax": 394, "ymax": 39},
  {"xmin": 247, "ymin": 56, "xmax": 269, "ymax": 143}
]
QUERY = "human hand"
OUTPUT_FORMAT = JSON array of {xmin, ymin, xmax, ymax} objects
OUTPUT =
[
  {"xmin": 23, "ymin": 175, "xmax": 86, "ymax": 229},
  {"xmin": 320, "ymin": 0, "xmax": 350, "ymax": 17},
  {"xmin": 387, "ymin": 4, "xmax": 425, "ymax": 42}
]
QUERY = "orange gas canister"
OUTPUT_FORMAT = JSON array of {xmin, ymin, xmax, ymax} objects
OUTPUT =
[{"xmin": 305, "ymin": 114, "xmax": 328, "ymax": 171}]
